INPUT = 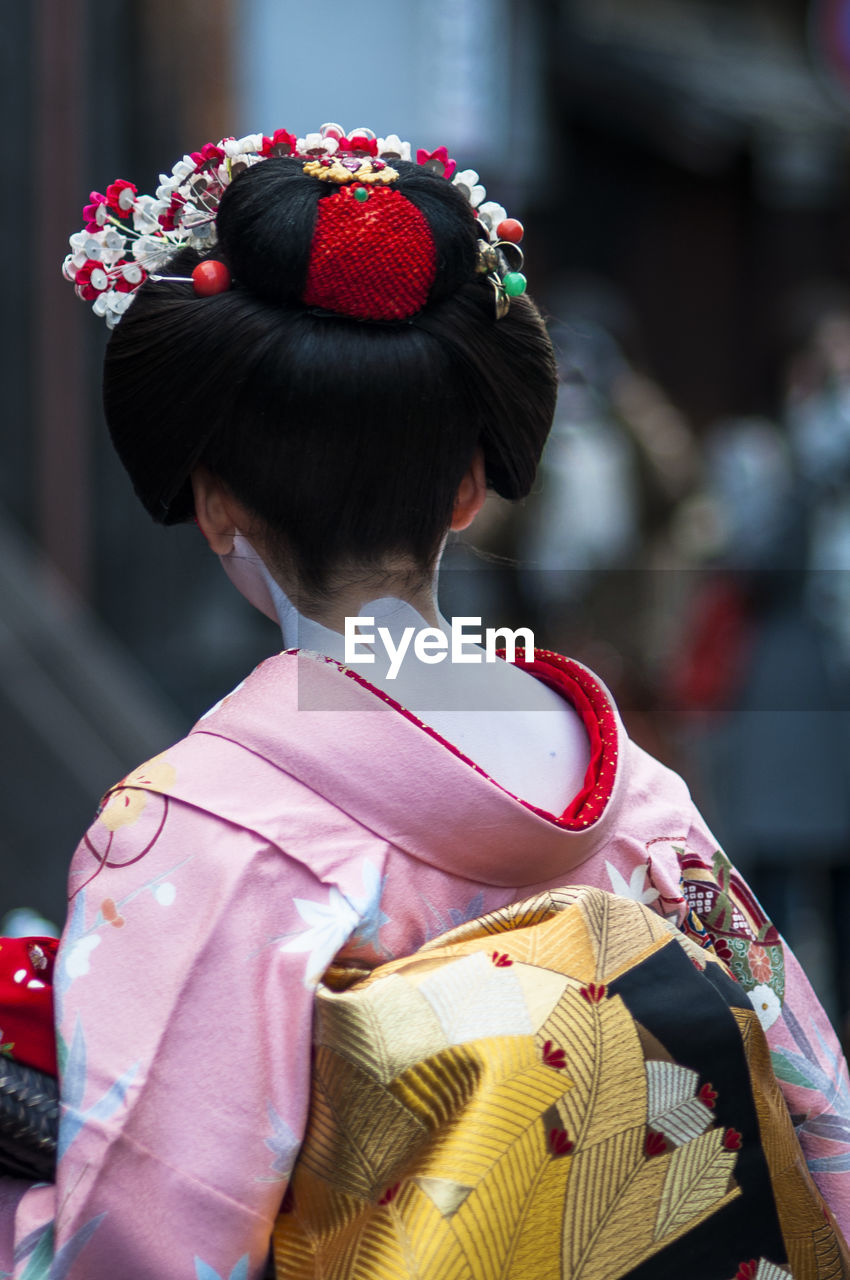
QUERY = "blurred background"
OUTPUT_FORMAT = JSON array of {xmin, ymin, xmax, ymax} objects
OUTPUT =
[{"xmin": 3, "ymin": 0, "xmax": 850, "ymax": 1046}]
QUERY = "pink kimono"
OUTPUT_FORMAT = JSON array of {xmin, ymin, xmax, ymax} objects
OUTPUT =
[{"xmin": 0, "ymin": 649, "xmax": 847, "ymax": 1278}]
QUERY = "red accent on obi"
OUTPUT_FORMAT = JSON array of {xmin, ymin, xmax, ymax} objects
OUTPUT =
[
  {"xmin": 302, "ymin": 186, "xmax": 436, "ymax": 320},
  {"xmin": 0, "ymin": 936, "xmax": 58, "ymax": 1076}
]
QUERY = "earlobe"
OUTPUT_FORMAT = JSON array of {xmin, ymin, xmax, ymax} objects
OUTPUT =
[
  {"xmin": 191, "ymin": 467, "xmax": 238, "ymax": 556},
  {"xmin": 450, "ymin": 449, "xmax": 488, "ymax": 532}
]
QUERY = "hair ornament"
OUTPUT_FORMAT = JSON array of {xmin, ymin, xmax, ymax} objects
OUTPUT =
[
  {"xmin": 474, "ymin": 220, "xmax": 527, "ymax": 318},
  {"xmin": 303, "ymin": 186, "xmax": 436, "ymax": 320},
  {"xmin": 63, "ymin": 123, "xmax": 528, "ymax": 326},
  {"xmin": 416, "ymin": 146, "xmax": 456, "ymax": 180},
  {"xmin": 148, "ymin": 260, "xmax": 233, "ymax": 297},
  {"xmin": 302, "ymin": 157, "xmax": 399, "ymax": 186},
  {"xmin": 191, "ymin": 260, "xmax": 232, "ymax": 295}
]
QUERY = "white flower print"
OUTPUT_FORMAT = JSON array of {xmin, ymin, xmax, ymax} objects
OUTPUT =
[
  {"xmin": 749, "ymin": 982, "xmax": 781, "ymax": 1031},
  {"xmin": 64, "ymin": 934, "xmax": 101, "ymax": 980},
  {"xmin": 280, "ymin": 860, "xmax": 386, "ymax": 986},
  {"xmin": 606, "ymin": 860, "xmax": 661, "ymax": 906},
  {"xmin": 281, "ymin": 888, "xmax": 359, "ymax": 987}
]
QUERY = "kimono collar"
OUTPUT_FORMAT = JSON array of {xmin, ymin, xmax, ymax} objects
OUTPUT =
[{"xmin": 190, "ymin": 649, "xmax": 630, "ymax": 887}]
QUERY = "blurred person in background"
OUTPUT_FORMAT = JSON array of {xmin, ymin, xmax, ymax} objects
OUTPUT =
[
  {"xmin": 520, "ymin": 278, "xmax": 701, "ymax": 761},
  {"xmin": 670, "ymin": 299, "xmax": 850, "ymax": 1054}
]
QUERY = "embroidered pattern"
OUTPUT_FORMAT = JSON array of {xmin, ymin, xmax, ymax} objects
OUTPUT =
[
  {"xmin": 679, "ymin": 847, "xmax": 786, "ymax": 1005},
  {"xmin": 274, "ymin": 887, "xmax": 841, "ymax": 1277}
]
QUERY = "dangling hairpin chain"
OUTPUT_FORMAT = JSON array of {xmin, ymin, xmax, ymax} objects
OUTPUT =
[{"xmin": 475, "ymin": 217, "xmax": 526, "ymax": 320}]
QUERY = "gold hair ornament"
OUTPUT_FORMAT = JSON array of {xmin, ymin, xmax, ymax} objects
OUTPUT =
[{"xmin": 303, "ymin": 158, "xmax": 399, "ymax": 185}]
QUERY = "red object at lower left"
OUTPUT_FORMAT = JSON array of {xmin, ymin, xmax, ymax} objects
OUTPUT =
[{"xmin": 0, "ymin": 936, "xmax": 58, "ymax": 1077}]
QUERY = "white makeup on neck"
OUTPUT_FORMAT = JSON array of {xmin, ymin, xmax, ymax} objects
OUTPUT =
[{"xmin": 217, "ymin": 533, "xmax": 589, "ymax": 814}]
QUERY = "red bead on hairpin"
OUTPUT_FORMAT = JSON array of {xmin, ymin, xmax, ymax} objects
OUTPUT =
[
  {"xmin": 496, "ymin": 219, "xmax": 524, "ymax": 244},
  {"xmin": 192, "ymin": 260, "xmax": 232, "ymax": 296},
  {"xmin": 147, "ymin": 260, "xmax": 232, "ymax": 297}
]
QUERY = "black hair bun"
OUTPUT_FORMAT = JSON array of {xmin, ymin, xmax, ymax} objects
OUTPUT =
[
  {"xmin": 215, "ymin": 158, "xmax": 480, "ymax": 311},
  {"xmin": 103, "ymin": 151, "xmax": 557, "ymax": 591},
  {"xmin": 215, "ymin": 158, "xmax": 318, "ymax": 305}
]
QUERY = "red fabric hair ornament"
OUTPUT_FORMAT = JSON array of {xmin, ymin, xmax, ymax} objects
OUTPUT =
[{"xmin": 302, "ymin": 185, "xmax": 437, "ymax": 321}]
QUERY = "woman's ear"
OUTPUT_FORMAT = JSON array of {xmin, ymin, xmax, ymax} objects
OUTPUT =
[
  {"xmin": 450, "ymin": 448, "xmax": 488, "ymax": 531},
  {"xmin": 191, "ymin": 467, "xmax": 241, "ymax": 555}
]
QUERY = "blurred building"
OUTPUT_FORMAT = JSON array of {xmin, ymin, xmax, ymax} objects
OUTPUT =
[
  {"xmin": 542, "ymin": 0, "xmax": 850, "ymax": 423},
  {"xmin": 0, "ymin": 0, "xmax": 251, "ymax": 920}
]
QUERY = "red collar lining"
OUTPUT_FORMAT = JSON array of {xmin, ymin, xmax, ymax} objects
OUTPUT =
[{"xmin": 326, "ymin": 648, "xmax": 619, "ymax": 831}]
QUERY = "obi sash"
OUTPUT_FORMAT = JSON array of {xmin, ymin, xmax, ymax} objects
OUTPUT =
[{"xmin": 273, "ymin": 886, "xmax": 848, "ymax": 1279}]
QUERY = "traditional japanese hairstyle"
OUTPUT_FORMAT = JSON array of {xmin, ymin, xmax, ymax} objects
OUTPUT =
[{"xmin": 64, "ymin": 124, "xmax": 558, "ymax": 593}]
